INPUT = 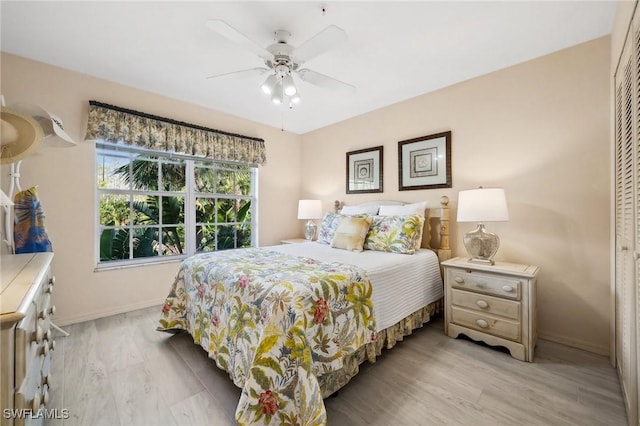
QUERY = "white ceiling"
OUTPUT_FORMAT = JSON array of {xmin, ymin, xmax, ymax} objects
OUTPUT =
[{"xmin": 1, "ymin": 1, "xmax": 617, "ymax": 135}]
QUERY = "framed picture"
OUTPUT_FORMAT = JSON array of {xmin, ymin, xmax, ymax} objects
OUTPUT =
[
  {"xmin": 346, "ymin": 146, "xmax": 383, "ymax": 194},
  {"xmin": 398, "ymin": 131, "xmax": 451, "ymax": 191}
]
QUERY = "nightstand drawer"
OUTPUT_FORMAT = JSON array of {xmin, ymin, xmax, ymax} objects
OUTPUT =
[
  {"xmin": 450, "ymin": 289, "xmax": 521, "ymax": 320},
  {"xmin": 451, "ymin": 306, "xmax": 521, "ymax": 341},
  {"xmin": 450, "ymin": 270, "xmax": 521, "ymax": 300}
]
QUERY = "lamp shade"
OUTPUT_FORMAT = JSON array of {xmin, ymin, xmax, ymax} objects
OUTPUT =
[
  {"xmin": 457, "ymin": 188, "xmax": 509, "ymax": 222},
  {"xmin": 261, "ymin": 74, "xmax": 278, "ymax": 95},
  {"xmin": 283, "ymin": 74, "xmax": 297, "ymax": 96},
  {"xmin": 271, "ymin": 80, "xmax": 283, "ymax": 105},
  {"xmin": 297, "ymin": 200, "xmax": 322, "ymax": 220}
]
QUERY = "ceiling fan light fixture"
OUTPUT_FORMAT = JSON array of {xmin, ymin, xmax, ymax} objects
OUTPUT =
[
  {"xmin": 261, "ymin": 74, "xmax": 277, "ymax": 95},
  {"xmin": 271, "ymin": 80, "xmax": 283, "ymax": 104},
  {"xmin": 283, "ymin": 74, "xmax": 297, "ymax": 96}
]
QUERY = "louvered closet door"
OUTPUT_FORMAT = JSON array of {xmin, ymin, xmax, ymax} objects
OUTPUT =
[
  {"xmin": 615, "ymin": 19, "xmax": 639, "ymax": 426},
  {"xmin": 633, "ymin": 25, "xmax": 640, "ymax": 426},
  {"xmin": 636, "ymin": 25, "xmax": 640, "ymax": 425}
]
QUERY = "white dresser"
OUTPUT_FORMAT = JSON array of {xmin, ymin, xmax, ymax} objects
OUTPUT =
[
  {"xmin": 0, "ymin": 253, "xmax": 55, "ymax": 426},
  {"xmin": 442, "ymin": 257, "xmax": 540, "ymax": 362}
]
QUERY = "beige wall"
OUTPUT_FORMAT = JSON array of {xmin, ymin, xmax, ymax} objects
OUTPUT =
[
  {"xmin": 0, "ymin": 53, "xmax": 302, "ymax": 325},
  {"xmin": 301, "ymin": 37, "xmax": 612, "ymax": 354}
]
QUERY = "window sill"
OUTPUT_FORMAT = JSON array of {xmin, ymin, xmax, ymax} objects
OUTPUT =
[{"xmin": 94, "ymin": 256, "xmax": 186, "ymax": 272}]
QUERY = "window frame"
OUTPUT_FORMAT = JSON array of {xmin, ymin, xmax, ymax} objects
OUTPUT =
[{"xmin": 95, "ymin": 142, "xmax": 258, "ymax": 270}]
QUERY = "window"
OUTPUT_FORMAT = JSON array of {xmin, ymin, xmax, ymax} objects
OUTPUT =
[{"xmin": 96, "ymin": 143, "xmax": 257, "ymax": 267}]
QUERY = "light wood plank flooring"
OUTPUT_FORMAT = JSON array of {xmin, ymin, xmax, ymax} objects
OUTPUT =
[{"xmin": 45, "ymin": 306, "xmax": 627, "ymax": 426}]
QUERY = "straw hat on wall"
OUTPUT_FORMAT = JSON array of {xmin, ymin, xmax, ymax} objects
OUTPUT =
[{"xmin": 0, "ymin": 106, "xmax": 44, "ymax": 164}]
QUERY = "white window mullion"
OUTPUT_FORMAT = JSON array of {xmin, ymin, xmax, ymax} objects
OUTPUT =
[
  {"xmin": 252, "ymin": 167, "xmax": 259, "ymax": 247},
  {"xmin": 158, "ymin": 159, "xmax": 163, "ymax": 255},
  {"xmin": 214, "ymin": 196, "xmax": 218, "ymax": 251},
  {"xmin": 186, "ymin": 160, "xmax": 196, "ymax": 255},
  {"xmin": 128, "ymin": 154, "xmax": 135, "ymax": 260}
]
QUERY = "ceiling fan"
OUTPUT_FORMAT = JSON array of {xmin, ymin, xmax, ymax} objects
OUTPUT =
[{"xmin": 205, "ymin": 20, "xmax": 355, "ymax": 107}]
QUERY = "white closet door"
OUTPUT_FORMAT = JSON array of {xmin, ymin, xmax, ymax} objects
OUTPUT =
[
  {"xmin": 615, "ymin": 16, "xmax": 639, "ymax": 426},
  {"xmin": 634, "ymin": 25, "xmax": 640, "ymax": 426}
]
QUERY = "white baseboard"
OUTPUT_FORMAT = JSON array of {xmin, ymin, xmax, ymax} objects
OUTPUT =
[
  {"xmin": 54, "ymin": 298, "xmax": 166, "ymax": 327},
  {"xmin": 538, "ymin": 329, "xmax": 609, "ymax": 356}
]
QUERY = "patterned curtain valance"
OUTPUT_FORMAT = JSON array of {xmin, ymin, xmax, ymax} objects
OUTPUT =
[{"xmin": 85, "ymin": 101, "xmax": 266, "ymax": 166}]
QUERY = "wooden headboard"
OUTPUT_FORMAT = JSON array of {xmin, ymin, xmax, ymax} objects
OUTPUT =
[{"xmin": 333, "ymin": 197, "xmax": 451, "ymax": 263}]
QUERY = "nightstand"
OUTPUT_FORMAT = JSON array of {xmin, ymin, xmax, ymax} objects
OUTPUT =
[
  {"xmin": 441, "ymin": 257, "xmax": 540, "ymax": 362},
  {"xmin": 279, "ymin": 238, "xmax": 309, "ymax": 244}
]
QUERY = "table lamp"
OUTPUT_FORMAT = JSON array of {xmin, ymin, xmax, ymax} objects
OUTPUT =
[
  {"xmin": 457, "ymin": 187, "xmax": 509, "ymax": 265},
  {"xmin": 297, "ymin": 200, "xmax": 322, "ymax": 240}
]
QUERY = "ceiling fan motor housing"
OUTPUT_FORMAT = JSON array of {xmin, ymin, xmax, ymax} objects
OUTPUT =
[{"xmin": 266, "ymin": 39, "xmax": 297, "ymax": 73}]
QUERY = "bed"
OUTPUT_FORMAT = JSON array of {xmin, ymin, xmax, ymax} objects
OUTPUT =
[{"xmin": 158, "ymin": 197, "xmax": 451, "ymax": 425}]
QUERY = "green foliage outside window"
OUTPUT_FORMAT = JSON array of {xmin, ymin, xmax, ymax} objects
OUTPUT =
[{"xmin": 98, "ymin": 151, "xmax": 253, "ymax": 263}]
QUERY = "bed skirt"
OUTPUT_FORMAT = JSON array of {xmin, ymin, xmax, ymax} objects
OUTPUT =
[{"xmin": 319, "ymin": 298, "xmax": 443, "ymax": 398}]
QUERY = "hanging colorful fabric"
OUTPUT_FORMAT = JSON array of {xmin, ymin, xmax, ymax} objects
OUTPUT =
[{"xmin": 13, "ymin": 186, "xmax": 53, "ymax": 253}]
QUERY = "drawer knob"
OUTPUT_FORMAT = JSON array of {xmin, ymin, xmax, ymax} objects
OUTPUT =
[
  {"xmin": 45, "ymin": 329, "xmax": 52, "ymax": 341},
  {"xmin": 42, "ymin": 341, "xmax": 50, "ymax": 356},
  {"xmin": 476, "ymin": 300, "xmax": 489, "ymax": 309},
  {"xmin": 42, "ymin": 386, "xmax": 50, "ymax": 406},
  {"xmin": 502, "ymin": 285, "xmax": 514, "ymax": 292},
  {"xmin": 46, "ymin": 284, "xmax": 53, "ymax": 294},
  {"xmin": 39, "ymin": 310, "xmax": 47, "ymax": 320},
  {"xmin": 34, "ymin": 327, "xmax": 44, "ymax": 344},
  {"xmin": 49, "ymin": 276, "xmax": 56, "ymax": 286},
  {"xmin": 43, "ymin": 374, "xmax": 52, "ymax": 386},
  {"xmin": 49, "ymin": 339, "xmax": 56, "ymax": 352},
  {"xmin": 476, "ymin": 319, "xmax": 489, "ymax": 329},
  {"xmin": 49, "ymin": 305, "xmax": 56, "ymax": 316},
  {"xmin": 454, "ymin": 277, "xmax": 465, "ymax": 284},
  {"xmin": 32, "ymin": 391, "xmax": 41, "ymax": 410}
]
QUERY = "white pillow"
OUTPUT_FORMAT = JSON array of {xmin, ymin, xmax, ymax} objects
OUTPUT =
[
  {"xmin": 378, "ymin": 201, "xmax": 427, "ymax": 217},
  {"xmin": 340, "ymin": 205, "xmax": 379, "ymax": 215}
]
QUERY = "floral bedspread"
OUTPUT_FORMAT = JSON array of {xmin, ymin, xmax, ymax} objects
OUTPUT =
[{"xmin": 158, "ymin": 248, "xmax": 376, "ymax": 425}]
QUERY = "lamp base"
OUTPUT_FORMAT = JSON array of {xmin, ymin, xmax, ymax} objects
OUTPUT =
[
  {"xmin": 463, "ymin": 223, "xmax": 499, "ymax": 265},
  {"xmin": 303, "ymin": 220, "xmax": 317, "ymax": 241}
]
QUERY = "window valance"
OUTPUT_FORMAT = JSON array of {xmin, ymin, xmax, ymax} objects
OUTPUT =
[{"xmin": 85, "ymin": 101, "xmax": 266, "ymax": 166}]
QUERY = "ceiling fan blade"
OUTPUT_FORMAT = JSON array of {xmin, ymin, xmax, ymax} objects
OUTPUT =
[
  {"xmin": 205, "ymin": 20, "xmax": 272, "ymax": 60},
  {"xmin": 298, "ymin": 69, "xmax": 355, "ymax": 94},
  {"xmin": 206, "ymin": 67, "xmax": 269, "ymax": 80},
  {"xmin": 293, "ymin": 25, "xmax": 347, "ymax": 64}
]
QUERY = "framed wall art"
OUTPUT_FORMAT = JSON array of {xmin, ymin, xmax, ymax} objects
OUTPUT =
[
  {"xmin": 346, "ymin": 146, "xmax": 383, "ymax": 194},
  {"xmin": 398, "ymin": 131, "xmax": 451, "ymax": 191}
]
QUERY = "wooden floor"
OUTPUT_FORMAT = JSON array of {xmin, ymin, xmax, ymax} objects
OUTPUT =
[{"xmin": 44, "ymin": 305, "xmax": 628, "ymax": 426}]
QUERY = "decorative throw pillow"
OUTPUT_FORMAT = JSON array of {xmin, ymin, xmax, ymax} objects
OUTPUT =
[
  {"xmin": 364, "ymin": 215, "xmax": 425, "ymax": 254},
  {"xmin": 331, "ymin": 215, "xmax": 373, "ymax": 252},
  {"xmin": 317, "ymin": 212, "xmax": 343, "ymax": 244}
]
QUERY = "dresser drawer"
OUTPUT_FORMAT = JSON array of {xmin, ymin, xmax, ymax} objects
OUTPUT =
[
  {"xmin": 451, "ymin": 306, "xmax": 521, "ymax": 341},
  {"xmin": 450, "ymin": 289, "xmax": 521, "ymax": 320},
  {"xmin": 449, "ymin": 269, "xmax": 521, "ymax": 300}
]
